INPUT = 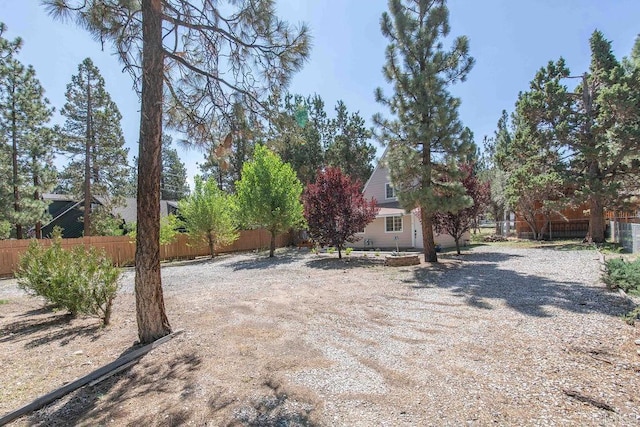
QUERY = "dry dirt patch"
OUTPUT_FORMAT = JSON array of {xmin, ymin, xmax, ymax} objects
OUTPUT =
[{"xmin": 1, "ymin": 246, "xmax": 639, "ymax": 426}]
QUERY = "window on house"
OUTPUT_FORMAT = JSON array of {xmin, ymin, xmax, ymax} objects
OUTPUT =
[
  {"xmin": 385, "ymin": 183, "xmax": 396, "ymax": 199},
  {"xmin": 385, "ymin": 216, "xmax": 403, "ymax": 232}
]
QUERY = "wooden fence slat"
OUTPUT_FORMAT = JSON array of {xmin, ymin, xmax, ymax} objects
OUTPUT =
[{"xmin": 0, "ymin": 229, "xmax": 293, "ymax": 277}]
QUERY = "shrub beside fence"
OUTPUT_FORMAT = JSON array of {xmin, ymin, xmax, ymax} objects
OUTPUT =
[{"xmin": 0, "ymin": 229, "xmax": 293, "ymax": 277}]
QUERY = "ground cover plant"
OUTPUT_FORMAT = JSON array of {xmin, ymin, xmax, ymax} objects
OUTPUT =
[{"xmin": 603, "ymin": 257, "xmax": 640, "ymax": 295}]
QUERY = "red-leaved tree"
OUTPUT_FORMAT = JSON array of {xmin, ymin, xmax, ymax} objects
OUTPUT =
[
  {"xmin": 432, "ymin": 162, "xmax": 490, "ymax": 254},
  {"xmin": 303, "ymin": 167, "xmax": 379, "ymax": 258}
]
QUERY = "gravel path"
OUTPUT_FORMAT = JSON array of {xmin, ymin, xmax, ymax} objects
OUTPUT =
[
  {"xmin": 2, "ymin": 245, "xmax": 639, "ymax": 426},
  {"xmin": 119, "ymin": 245, "xmax": 639, "ymax": 425}
]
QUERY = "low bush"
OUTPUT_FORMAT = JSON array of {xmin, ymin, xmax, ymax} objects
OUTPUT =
[
  {"xmin": 345, "ymin": 247, "xmax": 353, "ymax": 256},
  {"xmin": 0, "ymin": 220, "xmax": 10, "ymax": 239},
  {"xmin": 16, "ymin": 233, "xmax": 120, "ymax": 325},
  {"xmin": 602, "ymin": 257, "xmax": 640, "ymax": 295}
]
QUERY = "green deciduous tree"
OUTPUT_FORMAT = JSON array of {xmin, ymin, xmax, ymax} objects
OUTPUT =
[
  {"xmin": 236, "ymin": 145, "xmax": 304, "ymax": 257},
  {"xmin": 45, "ymin": 0, "xmax": 309, "ymax": 343},
  {"xmin": 59, "ymin": 58, "xmax": 129, "ymax": 236},
  {"xmin": 373, "ymin": 0, "xmax": 474, "ymax": 262},
  {"xmin": 178, "ymin": 176, "xmax": 238, "ymax": 258},
  {"xmin": 0, "ymin": 24, "xmax": 55, "ymax": 239}
]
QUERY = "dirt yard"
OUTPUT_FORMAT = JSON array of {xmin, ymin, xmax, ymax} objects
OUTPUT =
[{"xmin": 1, "ymin": 245, "xmax": 639, "ymax": 426}]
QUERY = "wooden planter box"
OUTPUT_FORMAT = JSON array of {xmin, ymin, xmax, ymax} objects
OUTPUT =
[{"xmin": 384, "ymin": 254, "xmax": 420, "ymax": 267}]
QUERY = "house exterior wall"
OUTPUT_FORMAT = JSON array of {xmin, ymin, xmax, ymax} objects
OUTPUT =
[
  {"xmin": 359, "ymin": 151, "xmax": 469, "ymax": 250},
  {"xmin": 363, "ymin": 162, "xmax": 395, "ymax": 204},
  {"xmin": 413, "ymin": 221, "xmax": 471, "ymax": 249},
  {"xmin": 349, "ymin": 214, "xmax": 413, "ymax": 249}
]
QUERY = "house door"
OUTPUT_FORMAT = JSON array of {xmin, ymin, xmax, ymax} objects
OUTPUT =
[{"xmin": 413, "ymin": 214, "xmax": 423, "ymax": 249}]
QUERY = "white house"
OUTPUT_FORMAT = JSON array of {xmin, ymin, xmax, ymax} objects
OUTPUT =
[{"xmin": 348, "ymin": 155, "xmax": 468, "ymax": 250}]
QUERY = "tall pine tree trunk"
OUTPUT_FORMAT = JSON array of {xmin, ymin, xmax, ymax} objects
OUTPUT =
[
  {"xmin": 135, "ymin": 0, "xmax": 171, "ymax": 344},
  {"xmin": 33, "ymin": 161, "xmax": 42, "ymax": 239},
  {"xmin": 421, "ymin": 207, "xmax": 437, "ymax": 263},
  {"xmin": 421, "ymin": 137, "xmax": 437, "ymax": 263},
  {"xmin": 11, "ymin": 86, "xmax": 22, "ymax": 239},
  {"xmin": 83, "ymin": 79, "xmax": 92, "ymax": 236}
]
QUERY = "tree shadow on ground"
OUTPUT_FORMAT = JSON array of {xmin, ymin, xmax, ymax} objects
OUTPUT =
[
  {"xmin": 231, "ymin": 251, "xmax": 303, "ymax": 271},
  {"xmin": 26, "ymin": 349, "xmax": 203, "ymax": 426},
  {"xmin": 305, "ymin": 256, "xmax": 385, "ymax": 270},
  {"xmin": 0, "ymin": 311, "xmax": 102, "ymax": 348},
  {"xmin": 26, "ymin": 347, "xmax": 317, "ymax": 426},
  {"xmin": 411, "ymin": 250, "xmax": 635, "ymax": 318}
]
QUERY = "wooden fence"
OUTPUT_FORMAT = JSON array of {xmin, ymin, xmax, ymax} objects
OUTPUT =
[{"xmin": 0, "ymin": 229, "xmax": 293, "ymax": 277}]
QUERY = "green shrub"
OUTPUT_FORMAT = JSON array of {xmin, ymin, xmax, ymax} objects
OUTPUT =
[
  {"xmin": 16, "ymin": 235, "xmax": 120, "ymax": 325},
  {"xmin": 602, "ymin": 258, "xmax": 640, "ymax": 295},
  {"xmin": 345, "ymin": 247, "xmax": 353, "ymax": 256},
  {"xmin": 327, "ymin": 247, "xmax": 336, "ymax": 254},
  {"xmin": 0, "ymin": 220, "xmax": 10, "ymax": 240}
]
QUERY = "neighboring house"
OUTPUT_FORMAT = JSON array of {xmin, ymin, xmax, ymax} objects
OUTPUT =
[
  {"xmin": 348, "ymin": 156, "xmax": 467, "ymax": 250},
  {"xmin": 39, "ymin": 194, "xmax": 179, "ymax": 238}
]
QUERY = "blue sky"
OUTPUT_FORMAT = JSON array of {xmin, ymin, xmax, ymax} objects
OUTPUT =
[{"xmin": 1, "ymin": 0, "xmax": 639, "ymax": 187}]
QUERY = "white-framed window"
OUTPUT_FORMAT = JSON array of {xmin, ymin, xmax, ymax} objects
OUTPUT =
[
  {"xmin": 385, "ymin": 216, "xmax": 403, "ymax": 233},
  {"xmin": 385, "ymin": 183, "xmax": 396, "ymax": 199}
]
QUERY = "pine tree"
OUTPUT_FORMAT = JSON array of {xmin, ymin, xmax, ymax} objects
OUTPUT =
[
  {"xmin": 45, "ymin": 0, "xmax": 309, "ymax": 343},
  {"xmin": 200, "ymin": 103, "xmax": 260, "ymax": 192},
  {"xmin": 325, "ymin": 101, "xmax": 375, "ymax": 186},
  {"xmin": 161, "ymin": 135, "xmax": 189, "ymax": 200},
  {"xmin": 373, "ymin": 0, "xmax": 474, "ymax": 262},
  {"xmin": 516, "ymin": 32, "xmax": 640, "ymax": 242},
  {"xmin": 268, "ymin": 93, "xmax": 326, "ymax": 184},
  {"xmin": 59, "ymin": 58, "xmax": 129, "ymax": 236},
  {"xmin": 0, "ymin": 24, "xmax": 55, "ymax": 239}
]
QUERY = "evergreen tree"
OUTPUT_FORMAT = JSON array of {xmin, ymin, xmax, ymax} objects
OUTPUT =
[
  {"xmin": 303, "ymin": 167, "xmax": 378, "ymax": 258},
  {"xmin": 516, "ymin": 32, "xmax": 640, "ymax": 242},
  {"xmin": 200, "ymin": 103, "xmax": 260, "ymax": 192},
  {"xmin": 236, "ymin": 145, "xmax": 305, "ymax": 257},
  {"xmin": 161, "ymin": 135, "xmax": 189, "ymax": 200},
  {"xmin": 59, "ymin": 58, "xmax": 129, "ymax": 236},
  {"xmin": 178, "ymin": 176, "xmax": 238, "ymax": 258},
  {"xmin": 0, "ymin": 24, "xmax": 55, "ymax": 239},
  {"xmin": 268, "ymin": 93, "xmax": 376, "ymax": 186},
  {"xmin": 325, "ymin": 101, "xmax": 376, "ymax": 186},
  {"xmin": 46, "ymin": 0, "xmax": 309, "ymax": 343},
  {"xmin": 504, "ymin": 67, "xmax": 570, "ymax": 240},
  {"xmin": 268, "ymin": 93, "xmax": 326, "ymax": 184},
  {"xmin": 373, "ymin": 0, "xmax": 474, "ymax": 262}
]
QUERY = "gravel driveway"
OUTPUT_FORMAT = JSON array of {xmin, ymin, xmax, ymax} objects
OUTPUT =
[{"xmin": 2, "ymin": 244, "xmax": 639, "ymax": 426}]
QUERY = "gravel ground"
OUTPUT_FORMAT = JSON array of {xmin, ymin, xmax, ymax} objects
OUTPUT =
[{"xmin": 1, "ymin": 244, "xmax": 639, "ymax": 426}]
